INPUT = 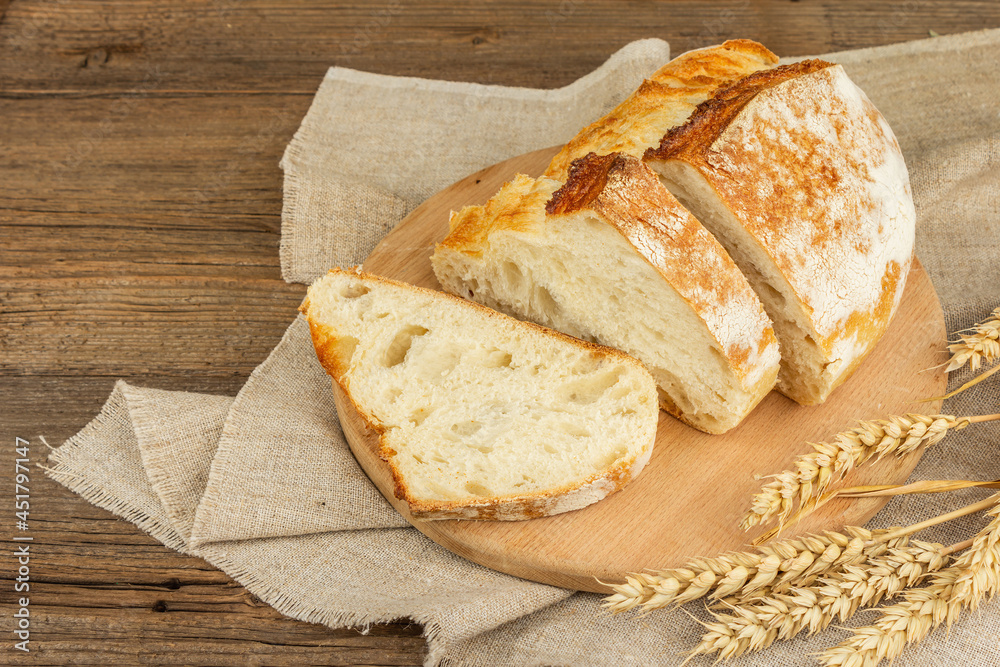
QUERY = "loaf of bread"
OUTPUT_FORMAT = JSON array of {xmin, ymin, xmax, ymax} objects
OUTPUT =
[
  {"xmin": 301, "ymin": 269, "xmax": 659, "ymax": 520},
  {"xmin": 644, "ymin": 60, "xmax": 916, "ymax": 404},
  {"xmin": 544, "ymin": 40, "xmax": 778, "ymax": 182},
  {"xmin": 432, "ymin": 153, "xmax": 780, "ymax": 434}
]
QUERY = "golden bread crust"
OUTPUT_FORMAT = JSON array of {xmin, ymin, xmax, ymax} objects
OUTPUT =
[
  {"xmin": 436, "ymin": 174, "xmax": 555, "ymax": 260},
  {"xmin": 543, "ymin": 40, "xmax": 778, "ymax": 182},
  {"xmin": 644, "ymin": 59, "xmax": 835, "ymax": 163},
  {"xmin": 644, "ymin": 60, "xmax": 915, "ymax": 390}
]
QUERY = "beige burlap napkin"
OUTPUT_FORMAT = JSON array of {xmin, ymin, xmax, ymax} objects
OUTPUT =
[{"xmin": 47, "ymin": 30, "xmax": 1000, "ymax": 666}]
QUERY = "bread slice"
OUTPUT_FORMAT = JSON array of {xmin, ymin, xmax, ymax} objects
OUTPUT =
[
  {"xmin": 644, "ymin": 60, "xmax": 916, "ymax": 405},
  {"xmin": 301, "ymin": 268, "xmax": 659, "ymax": 521},
  {"xmin": 544, "ymin": 39, "xmax": 778, "ymax": 183},
  {"xmin": 432, "ymin": 153, "xmax": 780, "ymax": 434}
]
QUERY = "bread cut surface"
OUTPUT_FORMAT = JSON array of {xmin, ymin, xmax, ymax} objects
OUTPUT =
[
  {"xmin": 544, "ymin": 39, "xmax": 778, "ymax": 183},
  {"xmin": 433, "ymin": 153, "xmax": 780, "ymax": 434},
  {"xmin": 301, "ymin": 269, "xmax": 659, "ymax": 520},
  {"xmin": 644, "ymin": 60, "xmax": 916, "ymax": 405}
]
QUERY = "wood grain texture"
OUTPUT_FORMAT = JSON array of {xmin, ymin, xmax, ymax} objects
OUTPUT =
[
  {"xmin": 2, "ymin": 0, "xmax": 995, "ymax": 663},
  {"xmin": 338, "ymin": 147, "xmax": 947, "ymax": 593},
  {"xmin": 3, "ymin": 1, "xmax": 1000, "ymax": 95}
]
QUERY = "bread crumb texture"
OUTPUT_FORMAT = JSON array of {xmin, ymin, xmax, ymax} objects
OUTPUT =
[{"xmin": 303, "ymin": 270, "xmax": 659, "ymax": 520}]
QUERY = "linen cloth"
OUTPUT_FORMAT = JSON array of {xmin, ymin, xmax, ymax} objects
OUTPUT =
[{"xmin": 47, "ymin": 30, "xmax": 1000, "ymax": 666}]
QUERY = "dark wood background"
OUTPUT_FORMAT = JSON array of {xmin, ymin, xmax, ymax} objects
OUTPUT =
[{"xmin": 3, "ymin": 1, "xmax": 999, "ymax": 664}]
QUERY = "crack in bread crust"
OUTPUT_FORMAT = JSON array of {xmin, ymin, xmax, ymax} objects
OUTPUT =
[{"xmin": 544, "ymin": 40, "xmax": 779, "ymax": 182}]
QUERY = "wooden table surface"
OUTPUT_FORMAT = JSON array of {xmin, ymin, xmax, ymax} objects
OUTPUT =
[{"xmin": 2, "ymin": 1, "xmax": 999, "ymax": 664}]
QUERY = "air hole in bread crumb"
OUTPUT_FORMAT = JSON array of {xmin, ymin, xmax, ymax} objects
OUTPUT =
[
  {"xmin": 383, "ymin": 325, "xmax": 429, "ymax": 367},
  {"xmin": 332, "ymin": 336, "xmax": 359, "ymax": 368},
  {"xmin": 602, "ymin": 447, "xmax": 627, "ymax": 468},
  {"xmin": 465, "ymin": 482, "xmax": 490, "ymax": 497},
  {"xmin": 340, "ymin": 282, "xmax": 370, "ymax": 299},
  {"xmin": 763, "ymin": 283, "xmax": 786, "ymax": 307},
  {"xmin": 502, "ymin": 261, "xmax": 524, "ymax": 291},
  {"xmin": 569, "ymin": 355, "xmax": 600, "ymax": 375},
  {"xmin": 559, "ymin": 369, "xmax": 623, "ymax": 404},
  {"xmin": 483, "ymin": 348, "xmax": 513, "ymax": 369},
  {"xmin": 465, "ymin": 277, "xmax": 481, "ymax": 299},
  {"xmin": 559, "ymin": 422, "xmax": 591, "ymax": 438},
  {"xmin": 451, "ymin": 421, "xmax": 482, "ymax": 437},
  {"xmin": 543, "ymin": 443, "xmax": 558, "ymax": 455},
  {"xmin": 534, "ymin": 284, "xmax": 560, "ymax": 318},
  {"xmin": 409, "ymin": 407, "xmax": 432, "ymax": 426}
]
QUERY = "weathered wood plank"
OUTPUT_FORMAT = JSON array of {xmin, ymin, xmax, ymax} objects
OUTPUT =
[
  {"xmin": 0, "ymin": 96, "xmax": 303, "ymax": 216},
  {"xmin": 2, "ymin": 0, "xmax": 1000, "ymax": 95}
]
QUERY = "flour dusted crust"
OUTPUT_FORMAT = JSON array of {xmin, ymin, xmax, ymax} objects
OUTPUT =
[
  {"xmin": 544, "ymin": 40, "xmax": 778, "ymax": 182},
  {"xmin": 645, "ymin": 60, "xmax": 916, "ymax": 404},
  {"xmin": 433, "ymin": 154, "xmax": 779, "ymax": 434},
  {"xmin": 546, "ymin": 153, "xmax": 779, "ymax": 394},
  {"xmin": 301, "ymin": 269, "xmax": 658, "ymax": 520}
]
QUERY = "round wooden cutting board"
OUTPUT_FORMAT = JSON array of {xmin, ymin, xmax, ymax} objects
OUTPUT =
[{"xmin": 335, "ymin": 146, "xmax": 948, "ymax": 593}]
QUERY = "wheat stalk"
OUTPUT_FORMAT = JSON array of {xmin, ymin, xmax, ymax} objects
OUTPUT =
[
  {"xmin": 740, "ymin": 414, "xmax": 987, "ymax": 532},
  {"xmin": 753, "ymin": 475, "xmax": 1000, "ymax": 545},
  {"xmin": 689, "ymin": 537, "xmax": 949, "ymax": 661},
  {"xmin": 602, "ymin": 527, "xmax": 903, "ymax": 614},
  {"xmin": 819, "ymin": 493, "xmax": 1000, "ymax": 667},
  {"xmin": 603, "ymin": 530, "xmax": 860, "ymax": 614},
  {"xmin": 946, "ymin": 306, "xmax": 1000, "ymax": 372}
]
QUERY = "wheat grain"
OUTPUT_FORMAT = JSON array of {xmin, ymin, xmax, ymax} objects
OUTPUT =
[
  {"xmin": 819, "ymin": 494, "xmax": 1000, "ymax": 667},
  {"xmin": 690, "ymin": 537, "xmax": 948, "ymax": 661},
  {"xmin": 741, "ymin": 414, "xmax": 971, "ymax": 531},
  {"xmin": 946, "ymin": 306, "xmax": 1000, "ymax": 372},
  {"xmin": 604, "ymin": 528, "xmax": 880, "ymax": 614}
]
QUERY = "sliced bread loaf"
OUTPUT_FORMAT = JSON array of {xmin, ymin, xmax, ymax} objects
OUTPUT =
[
  {"xmin": 544, "ymin": 39, "xmax": 778, "ymax": 183},
  {"xmin": 301, "ymin": 269, "xmax": 659, "ymax": 520},
  {"xmin": 432, "ymin": 153, "xmax": 780, "ymax": 434},
  {"xmin": 644, "ymin": 60, "xmax": 916, "ymax": 405}
]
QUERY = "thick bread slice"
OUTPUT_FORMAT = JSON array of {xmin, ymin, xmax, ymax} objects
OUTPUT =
[
  {"xmin": 644, "ymin": 60, "xmax": 916, "ymax": 405},
  {"xmin": 432, "ymin": 153, "xmax": 780, "ymax": 434},
  {"xmin": 301, "ymin": 269, "xmax": 659, "ymax": 521},
  {"xmin": 544, "ymin": 40, "xmax": 778, "ymax": 183}
]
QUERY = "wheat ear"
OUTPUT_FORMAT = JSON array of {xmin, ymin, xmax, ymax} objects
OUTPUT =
[
  {"xmin": 741, "ymin": 414, "xmax": 982, "ymax": 531},
  {"xmin": 690, "ymin": 537, "xmax": 948, "ymax": 661},
  {"xmin": 946, "ymin": 306, "xmax": 1000, "ymax": 372},
  {"xmin": 602, "ymin": 527, "xmax": 890, "ymax": 614},
  {"xmin": 819, "ymin": 493, "xmax": 1000, "ymax": 667}
]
